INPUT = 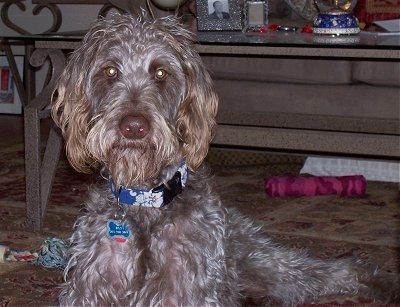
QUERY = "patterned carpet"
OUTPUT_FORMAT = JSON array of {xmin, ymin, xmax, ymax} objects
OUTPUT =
[{"xmin": 0, "ymin": 141, "xmax": 399, "ymax": 306}]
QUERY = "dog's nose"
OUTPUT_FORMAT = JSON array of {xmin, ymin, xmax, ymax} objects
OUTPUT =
[{"xmin": 119, "ymin": 115, "xmax": 150, "ymax": 139}]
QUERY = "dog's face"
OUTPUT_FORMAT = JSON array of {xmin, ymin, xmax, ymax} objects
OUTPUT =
[{"xmin": 52, "ymin": 14, "xmax": 218, "ymax": 188}]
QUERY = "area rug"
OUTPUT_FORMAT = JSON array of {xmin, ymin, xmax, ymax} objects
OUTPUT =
[{"xmin": 0, "ymin": 141, "xmax": 399, "ymax": 306}]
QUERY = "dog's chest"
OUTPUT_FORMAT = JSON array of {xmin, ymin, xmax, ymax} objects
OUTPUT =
[
  {"xmin": 74, "ymin": 195, "xmax": 228, "ymax": 305},
  {"xmin": 100, "ymin": 207, "xmax": 179, "ymax": 255},
  {"xmin": 96, "ymin": 210, "xmax": 198, "ymax": 291},
  {"xmin": 99, "ymin": 205, "xmax": 217, "ymax": 268}
]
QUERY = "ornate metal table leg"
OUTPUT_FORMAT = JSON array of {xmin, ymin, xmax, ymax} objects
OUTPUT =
[{"xmin": 24, "ymin": 48, "xmax": 65, "ymax": 231}]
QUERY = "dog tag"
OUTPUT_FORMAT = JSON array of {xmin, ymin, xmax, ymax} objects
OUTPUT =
[{"xmin": 107, "ymin": 219, "xmax": 132, "ymax": 243}]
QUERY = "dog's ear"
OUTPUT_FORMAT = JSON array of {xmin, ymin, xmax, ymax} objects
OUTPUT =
[
  {"xmin": 51, "ymin": 48, "xmax": 94, "ymax": 173},
  {"xmin": 176, "ymin": 53, "xmax": 219, "ymax": 171},
  {"xmin": 151, "ymin": 17, "xmax": 219, "ymax": 171}
]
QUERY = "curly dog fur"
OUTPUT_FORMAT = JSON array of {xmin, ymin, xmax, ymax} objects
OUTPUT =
[{"xmin": 52, "ymin": 13, "xmax": 390, "ymax": 306}]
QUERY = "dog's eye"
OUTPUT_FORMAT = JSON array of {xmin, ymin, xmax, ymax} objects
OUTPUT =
[
  {"xmin": 104, "ymin": 66, "xmax": 118, "ymax": 78},
  {"xmin": 155, "ymin": 68, "xmax": 167, "ymax": 80}
]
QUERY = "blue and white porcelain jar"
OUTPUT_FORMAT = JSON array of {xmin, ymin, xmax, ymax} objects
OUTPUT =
[{"xmin": 313, "ymin": 0, "xmax": 360, "ymax": 35}]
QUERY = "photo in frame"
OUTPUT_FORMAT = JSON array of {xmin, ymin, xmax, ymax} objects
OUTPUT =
[
  {"xmin": 0, "ymin": 56, "xmax": 23, "ymax": 114},
  {"xmin": 244, "ymin": 0, "xmax": 269, "ymax": 32},
  {"xmin": 196, "ymin": 0, "xmax": 243, "ymax": 31}
]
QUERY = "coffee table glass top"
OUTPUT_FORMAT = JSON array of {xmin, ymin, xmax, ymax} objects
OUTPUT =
[
  {"xmin": 2, "ymin": 29, "xmax": 400, "ymax": 50},
  {"xmin": 197, "ymin": 30, "xmax": 400, "ymax": 49}
]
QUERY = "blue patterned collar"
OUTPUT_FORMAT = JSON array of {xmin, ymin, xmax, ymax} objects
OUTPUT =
[{"xmin": 109, "ymin": 162, "xmax": 189, "ymax": 208}]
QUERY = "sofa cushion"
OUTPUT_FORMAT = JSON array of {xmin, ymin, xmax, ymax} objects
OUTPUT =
[
  {"xmin": 202, "ymin": 56, "xmax": 353, "ymax": 85},
  {"xmin": 352, "ymin": 61, "xmax": 400, "ymax": 86},
  {"xmin": 213, "ymin": 80, "xmax": 399, "ymax": 120}
]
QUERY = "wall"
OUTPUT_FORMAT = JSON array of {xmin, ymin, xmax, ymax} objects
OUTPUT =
[
  {"xmin": 1, "ymin": 2, "xmax": 104, "ymax": 96},
  {"xmin": 1, "ymin": 2, "xmax": 102, "ymax": 35}
]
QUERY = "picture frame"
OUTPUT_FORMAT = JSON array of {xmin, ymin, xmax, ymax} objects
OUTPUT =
[
  {"xmin": 196, "ymin": 0, "xmax": 242, "ymax": 31},
  {"xmin": 244, "ymin": 0, "xmax": 269, "ymax": 32},
  {"xmin": 0, "ymin": 55, "xmax": 23, "ymax": 114}
]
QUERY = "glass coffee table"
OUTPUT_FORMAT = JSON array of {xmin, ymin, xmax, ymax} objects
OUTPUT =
[
  {"xmin": 194, "ymin": 31, "xmax": 399, "ymax": 158},
  {"xmin": 1, "ymin": 29, "xmax": 399, "ymax": 230},
  {"xmin": 196, "ymin": 30, "xmax": 400, "ymax": 58}
]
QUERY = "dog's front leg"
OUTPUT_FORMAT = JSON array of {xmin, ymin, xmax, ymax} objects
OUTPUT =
[{"xmin": 134, "ymin": 207, "xmax": 241, "ymax": 307}]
